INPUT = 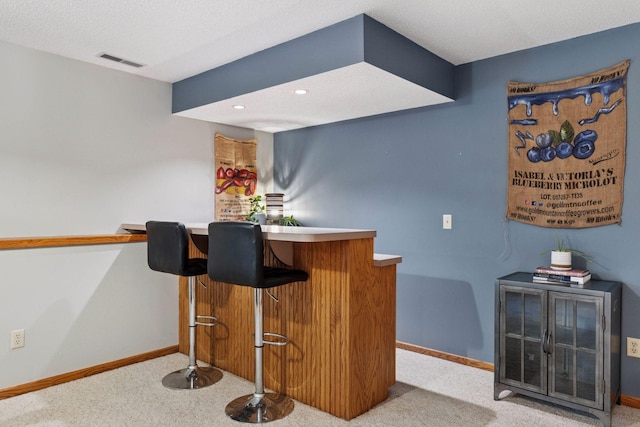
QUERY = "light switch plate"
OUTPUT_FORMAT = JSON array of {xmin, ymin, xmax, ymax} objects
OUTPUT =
[{"xmin": 443, "ymin": 214, "xmax": 452, "ymax": 229}]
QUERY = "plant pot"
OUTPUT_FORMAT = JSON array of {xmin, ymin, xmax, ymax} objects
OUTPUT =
[
  {"xmin": 550, "ymin": 250, "xmax": 572, "ymax": 270},
  {"xmin": 254, "ymin": 213, "xmax": 266, "ymax": 225}
]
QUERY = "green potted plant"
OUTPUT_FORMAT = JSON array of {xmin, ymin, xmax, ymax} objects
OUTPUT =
[
  {"xmin": 279, "ymin": 215, "xmax": 302, "ymax": 226},
  {"xmin": 540, "ymin": 233, "xmax": 591, "ymax": 270},
  {"xmin": 246, "ymin": 195, "xmax": 266, "ymax": 224}
]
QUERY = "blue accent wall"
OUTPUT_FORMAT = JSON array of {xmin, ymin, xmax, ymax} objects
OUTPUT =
[{"xmin": 274, "ymin": 23, "xmax": 640, "ymax": 397}]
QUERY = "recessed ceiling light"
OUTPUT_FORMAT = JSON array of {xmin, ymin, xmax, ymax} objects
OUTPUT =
[
  {"xmin": 293, "ymin": 89, "xmax": 308, "ymax": 95},
  {"xmin": 233, "ymin": 105, "xmax": 245, "ymax": 110}
]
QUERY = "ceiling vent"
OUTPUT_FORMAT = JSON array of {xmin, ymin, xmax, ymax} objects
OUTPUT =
[{"xmin": 98, "ymin": 53, "xmax": 144, "ymax": 68}]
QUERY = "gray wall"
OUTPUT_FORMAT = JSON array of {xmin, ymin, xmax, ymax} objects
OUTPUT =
[
  {"xmin": 0, "ymin": 40, "xmax": 271, "ymax": 389},
  {"xmin": 274, "ymin": 23, "xmax": 640, "ymax": 397}
]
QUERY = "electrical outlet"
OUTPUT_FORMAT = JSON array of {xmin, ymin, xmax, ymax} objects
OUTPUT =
[
  {"xmin": 628, "ymin": 337, "xmax": 640, "ymax": 358},
  {"xmin": 11, "ymin": 329, "xmax": 25, "ymax": 349}
]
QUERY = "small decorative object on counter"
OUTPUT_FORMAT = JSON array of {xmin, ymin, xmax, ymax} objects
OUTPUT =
[
  {"xmin": 246, "ymin": 195, "xmax": 266, "ymax": 224},
  {"xmin": 279, "ymin": 215, "xmax": 302, "ymax": 226},
  {"xmin": 266, "ymin": 193, "xmax": 284, "ymax": 225}
]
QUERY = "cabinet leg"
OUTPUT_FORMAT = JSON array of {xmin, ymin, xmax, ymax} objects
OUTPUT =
[
  {"xmin": 494, "ymin": 384, "xmax": 511, "ymax": 401},
  {"xmin": 588, "ymin": 409, "xmax": 610, "ymax": 427}
]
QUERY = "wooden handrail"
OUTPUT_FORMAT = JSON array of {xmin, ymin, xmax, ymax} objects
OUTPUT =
[{"xmin": 0, "ymin": 234, "xmax": 147, "ymax": 250}]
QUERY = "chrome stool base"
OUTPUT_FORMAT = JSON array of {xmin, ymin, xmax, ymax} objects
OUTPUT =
[
  {"xmin": 225, "ymin": 392, "xmax": 294, "ymax": 423},
  {"xmin": 162, "ymin": 365, "xmax": 223, "ymax": 390}
]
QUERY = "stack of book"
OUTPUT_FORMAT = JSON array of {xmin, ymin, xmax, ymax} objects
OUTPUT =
[{"xmin": 533, "ymin": 266, "xmax": 591, "ymax": 287}]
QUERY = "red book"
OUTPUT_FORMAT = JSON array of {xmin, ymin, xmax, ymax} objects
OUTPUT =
[{"xmin": 535, "ymin": 266, "xmax": 590, "ymax": 277}]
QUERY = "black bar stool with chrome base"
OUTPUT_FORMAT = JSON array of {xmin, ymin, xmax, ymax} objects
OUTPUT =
[
  {"xmin": 207, "ymin": 221, "xmax": 308, "ymax": 423},
  {"xmin": 146, "ymin": 221, "xmax": 223, "ymax": 390}
]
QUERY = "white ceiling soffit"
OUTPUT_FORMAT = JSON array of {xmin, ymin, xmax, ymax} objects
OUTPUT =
[
  {"xmin": 173, "ymin": 14, "xmax": 455, "ymax": 132},
  {"xmin": 174, "ymin": 62, "xmax": 453, "ymax": 133}
]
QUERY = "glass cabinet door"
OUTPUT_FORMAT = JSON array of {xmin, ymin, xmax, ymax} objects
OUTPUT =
[
  {"xmin": 499, "ymin": 285, "xmax": 547, "ymax": 393},
  {"xmin": 548, "ymin": 292, "xmax": 603, "ymax": 409}
]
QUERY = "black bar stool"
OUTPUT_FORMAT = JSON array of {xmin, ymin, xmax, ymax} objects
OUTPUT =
[
  {"xmin": 207, "ymin": 221, "xmax": 308, "ymax": 423},
  {"xmin": 146, "ymin": 221, "xmax": 223, "ymax": 390}
]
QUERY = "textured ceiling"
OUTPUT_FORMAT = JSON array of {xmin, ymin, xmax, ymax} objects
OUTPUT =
[
  {"xmin": 2, "ymin": 0, "xmax": 640, "ymax": 132},
  {"xmin": 2, "ymin": 0, "xmax": 639, "ymax": 83}
]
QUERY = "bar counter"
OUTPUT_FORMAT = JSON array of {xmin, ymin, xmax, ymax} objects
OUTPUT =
[
  {"xmin": 121, "ymin": 222, "xmax": 377, "ymax": 242},
  {"xmin": 121, "ymin": 222, "xmax": 400, "ymax": 420}
]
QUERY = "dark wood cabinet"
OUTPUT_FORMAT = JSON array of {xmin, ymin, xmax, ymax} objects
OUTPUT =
[{"xmin": 494, "ymin": 272, "xmax": 621, "ymax": 427}]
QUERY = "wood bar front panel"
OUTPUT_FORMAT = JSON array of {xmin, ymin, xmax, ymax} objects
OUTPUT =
[{"xmin": 181, "ymin": 237, "xmax": 396, "ymax": 420}]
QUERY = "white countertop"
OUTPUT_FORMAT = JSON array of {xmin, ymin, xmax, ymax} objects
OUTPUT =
[
  {"xmin": 120, "ymin": 223, "xmax": 376, "ymax": 243},
  {"xmin": 373, "ymin": 253, "xmax": 403, "ymax": 267}
]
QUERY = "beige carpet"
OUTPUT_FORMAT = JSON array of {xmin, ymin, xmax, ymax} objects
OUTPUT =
[{"xmin": 1, "ymin": 349, "xmax": 638, "ymax": 426}]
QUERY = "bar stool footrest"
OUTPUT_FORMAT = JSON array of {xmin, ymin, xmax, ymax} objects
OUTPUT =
[
  {"xmin": 195, "ymin": 315, "xmax": 219, "ymax": 327},
  {"xmin": 263, "ymin": 332, "xmax": 288, "ymax": 346}
]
